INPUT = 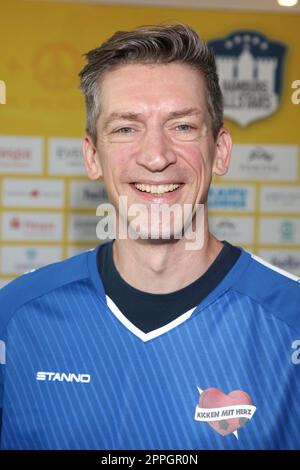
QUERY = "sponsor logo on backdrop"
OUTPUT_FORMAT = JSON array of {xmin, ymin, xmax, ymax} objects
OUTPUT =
[
  {"xmin": 68, "ymin": 214, "xmax": 99, "ymax": 242},
  {"xmin": 260, "ymin": 218, "xmax": 300, "ymax": 244},
  {"xmin": 69, "ymin": 180, "xmax": 109, "ymax": 208},
  {"xmin": 1, "ymin": 246, "xmax": 62, "ymax": 274},
  {"xmin": 261, "ymin": 186, "xmax": 300, "ymax": 213},
  {"xmin": 48, "ymin": 138, "xmax": 86, "ymax": 175},
  {"xmin": 33, "ymin": 43, "xmax": 79, "ymax": 92},
  {"xmin": 209, "ymin": 216, "xmax": 254, "ymax": 244},
  {"xmin": 280, "ymin": 221, "xmax": 296, "ymax": 243},
  {"xmin": 0, "ymin": 79, "xmax": 6, "ymax": 104},
  {"xmin": 3, "ymin": 178, "xmax": 64, "ymax": 208},
  {"xmin": 249, "ymin": 147, "xmax": 273, "ymax": 162},
  {"xmin": 259, "ymin": 250, "xmax": 300, "ymax": 276},
  {"xmin": 224, "ymin": 144, "xmax": 298, "ymax": 181},
  {"xmin": 208, "ymin": 185, "xmax": 255, "ymax": 211},
  {"xmin": 208, "ymin": 31, "xmax": 286, "ymax": 126},
  {"xmin": 2, "ymin": 212, "xmax": 63, "ymax": 241},
  {"xmin": 0, "ymin": 136, "xmax": 43, "ymax": 173}
]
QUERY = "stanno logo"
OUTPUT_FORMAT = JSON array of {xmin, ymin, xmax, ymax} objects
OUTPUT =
[{"xmin": 36, "ymin": 371, "xmax": 91, "ymax": 383}]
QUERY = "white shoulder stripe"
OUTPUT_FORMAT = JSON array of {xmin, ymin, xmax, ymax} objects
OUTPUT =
[
  {"xmin": 0, "ymin": 340, "xmax": 6, "ymax": 365},
  {"xmin": 250, "ymin": 252, "xmax": 300, "ymax": 282}
]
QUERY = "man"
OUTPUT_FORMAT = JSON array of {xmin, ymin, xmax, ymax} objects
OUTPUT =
[{"xmin": 0, "ymin": 24, "xmax": 299, "ymax": 450}]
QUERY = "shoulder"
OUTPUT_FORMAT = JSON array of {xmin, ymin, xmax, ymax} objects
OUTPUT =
[
  {"xmin": 0, "ymin": 250, "xmax": 92, "ymax": 335},
  {"xmin": 232, "ymin": 250, "xmax": 300, "ymax": 333}
]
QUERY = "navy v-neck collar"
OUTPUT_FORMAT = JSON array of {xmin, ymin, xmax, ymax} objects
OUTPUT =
[{"xmin": 87, "ymin": 241, "xmax": 251, "ymax": 341}]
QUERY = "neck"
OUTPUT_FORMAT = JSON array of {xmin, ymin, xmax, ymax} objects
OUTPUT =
[{"xmin": 112, "ymin": 216, "xmax": 223, "ymax": 294}]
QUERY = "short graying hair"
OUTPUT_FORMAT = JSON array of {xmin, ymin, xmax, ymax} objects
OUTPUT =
[{"xmin": 79, "ymin": 23, "xmax": 223, "ymax": 144}]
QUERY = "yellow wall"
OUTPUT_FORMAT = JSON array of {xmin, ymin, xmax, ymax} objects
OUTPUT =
[{"xmin": 1, "ymin": 1, "xmax": 299, "ymax": 141}]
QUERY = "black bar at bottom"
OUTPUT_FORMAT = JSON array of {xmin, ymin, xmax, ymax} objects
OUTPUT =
[{"xmin": 0, "ymin": 450, "xmax": 299, "ymax": 464}]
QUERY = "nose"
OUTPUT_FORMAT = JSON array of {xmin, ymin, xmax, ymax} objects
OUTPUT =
[{"xmin": 136, "ymin": 128, "xmax": 177, "ymax": 172}]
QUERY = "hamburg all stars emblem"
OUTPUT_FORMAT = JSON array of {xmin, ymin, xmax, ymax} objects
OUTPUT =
[{"xmin": 208, "ymin": 30, "xmax": 287, "ymax": 126}]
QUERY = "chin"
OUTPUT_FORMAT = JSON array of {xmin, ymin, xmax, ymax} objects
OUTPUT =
[{"xmin": 127, "ymin": 221, "xmax": 185, "ymax": 242}]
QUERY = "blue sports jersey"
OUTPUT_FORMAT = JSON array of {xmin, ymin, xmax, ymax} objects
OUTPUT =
[{"xmin": 0, "ymin": 243, "xmax": 299, "ymax": 450}]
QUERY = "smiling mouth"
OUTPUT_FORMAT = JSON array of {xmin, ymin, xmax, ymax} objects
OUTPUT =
[{"xmin": 133, "ymin": 183, "xmax": 182, "ymax": 195}]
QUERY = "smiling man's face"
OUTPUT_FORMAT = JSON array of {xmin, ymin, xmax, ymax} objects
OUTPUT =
[{"xmin": 83, "ymin": 62, "xmax": 232, "ymax": 240}]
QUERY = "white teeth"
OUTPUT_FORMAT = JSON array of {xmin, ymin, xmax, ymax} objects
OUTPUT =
[{"xmin": 134, "ymin": 183, "xmax": 181, "ymax": 194}]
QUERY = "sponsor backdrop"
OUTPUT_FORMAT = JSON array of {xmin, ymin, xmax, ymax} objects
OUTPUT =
[{"xmin": 0, "ymin": 0, "xmax": 299, "ymax": 284}]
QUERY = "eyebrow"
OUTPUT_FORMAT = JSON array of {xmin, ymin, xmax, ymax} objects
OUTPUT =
[
  {"xmin": 167, "ymin": 108, "xmax": 203, "ymax": 119},
  {"xmin": 103, "ymin": 108, "xmax": 203, "ymax": 130},
  {"xmin": 103, "ymin": 112, "xmax": 144, "ymax": 130}
]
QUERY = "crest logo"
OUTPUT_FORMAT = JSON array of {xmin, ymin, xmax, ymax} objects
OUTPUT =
[
  {"xmin": 195, "ymin": 387, "xmax": 256, "ymax": 438},
  {"xmin": 208, "ymin": 31, "xmax": 287, "ymax": 126}
]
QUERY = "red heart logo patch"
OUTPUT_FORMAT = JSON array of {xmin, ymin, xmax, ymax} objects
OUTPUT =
[{"xmin": 198, "ymin": 387, "xmax": 253, "ymax": 436}]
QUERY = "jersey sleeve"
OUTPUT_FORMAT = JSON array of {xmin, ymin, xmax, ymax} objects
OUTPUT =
[
  {"xmin": 0, "ymin": 338, "xmax": 5, "ymax": 440},
  {"xmin": 0, "ymin": 278, "xmax": 19, "ymax": 446}
]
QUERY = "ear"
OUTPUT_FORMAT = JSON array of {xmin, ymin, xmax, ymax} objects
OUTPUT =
[
  {"xmin": 82, "ymin": 134, "xmax": 103, "ymax": 180},
  {"xmin": 212, "ymin": 128, "xmax": 232, "ymax": 176}
]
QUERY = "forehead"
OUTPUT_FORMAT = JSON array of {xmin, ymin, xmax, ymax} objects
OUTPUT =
[{"xmin": 99, "ymin": 62, "xmax": 208, "ymax": 115}]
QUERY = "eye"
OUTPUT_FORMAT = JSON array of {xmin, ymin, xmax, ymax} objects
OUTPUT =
[
  {"xmin": 175, "ymin": 124, "xmax": 194, "ymax": 132},
  {"xmin": 115, "ymin": 127, "xmax": 134, "ymax": 134}
]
